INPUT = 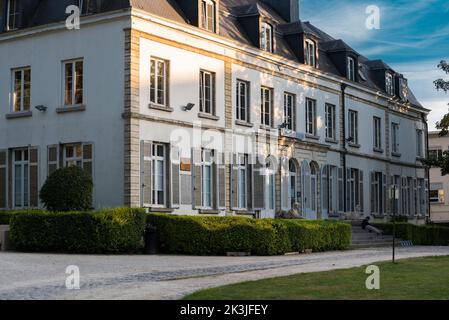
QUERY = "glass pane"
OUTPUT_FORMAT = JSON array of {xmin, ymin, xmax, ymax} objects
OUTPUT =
[
  {"xmin": 75, "ymin": 61, "xmax": 83, "ymax": 104},
  {"xmin": 65, "ymin": 63, "xmax": 73, "ymax": 105},
  {"xmin": 13, "ymin": 70, "xmax": 22, "ymax": 112},
  {"xmin": 14, "ymin": 164, "xmax": 22, "ymax": 207},
  {"xmin": 23, "ymin": 69, "xmax": 31, "ymax": 111},
  {"xmin": 150, "ymin": 60, "xmax": 155, "ymax": 103}
]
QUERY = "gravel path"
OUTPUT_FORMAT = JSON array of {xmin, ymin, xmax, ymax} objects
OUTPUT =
[{"xmin": 1, "ymin": 246, "xmax": 448, "ymax": 300}]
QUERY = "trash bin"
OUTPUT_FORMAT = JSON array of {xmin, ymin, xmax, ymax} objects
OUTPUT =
[{"xmin": 144, "ymin": 224, "xmax": 158, "ymax": 255}]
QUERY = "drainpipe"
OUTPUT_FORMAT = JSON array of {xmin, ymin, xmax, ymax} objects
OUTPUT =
[
  {"xmin": 423, "ymin": 113, "xmax": 431, "ymax": 223},
  {"xmin": 341, "ymin": 83, "xmax": 348, "ymax": 214}
]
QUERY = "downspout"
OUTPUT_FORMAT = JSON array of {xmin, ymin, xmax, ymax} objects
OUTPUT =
[
  {"xmin": 341, "ymin": 83, "xmax": 348, "ymax": 214},
  {"xmin": 423, "ymin": 113, "xmax": 430, "ymax": 223}
]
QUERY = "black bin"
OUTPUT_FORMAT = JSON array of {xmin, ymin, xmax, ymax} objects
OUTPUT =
[{"xmin": 144, "ymin": 224, "xmax": 158, "ymax": 255}]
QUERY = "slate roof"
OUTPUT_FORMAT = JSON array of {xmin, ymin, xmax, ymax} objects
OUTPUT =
[{"xmin": 0, "ymin": 0, "xmax": 425, "ymax": 110}]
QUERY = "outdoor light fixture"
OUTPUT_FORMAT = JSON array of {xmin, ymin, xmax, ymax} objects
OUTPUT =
[
  {"xmin": 278, "ymin": 122, "xmax": 288, "ymax": 129},
  {"xmin": 35, "ymin": 105, "xmax": 47, "ymax": 112},
  {"xmin": 346, "ymin": 137, "xmax": 354, "ymax": 143},
  {"xmin": 182, "ymin": 103, "xmax": 195, "ymax": 111}
]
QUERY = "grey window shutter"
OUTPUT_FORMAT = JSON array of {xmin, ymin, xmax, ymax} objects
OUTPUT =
[
  {"xmin": 346, "ymin": 168, "xmax": 351, "ymax": 212},
  {"xmin": 338, "ymin": 167, "xmax": 344, "ymax": 212},
  {"xmin": 192, "ymin": 148, "xmax": 202, "ymax": 209},
  {"xmin": 382, "ymin": 173, "xmax": 387, "ymax": 214},
  {"xmin": 142, "ymin": 141, "xmax": 152, "ymax": 207},
  {"xmin": 412, "ymin": 179, "xmax": 417, "ymax": 216},
  {"xmin": 171, "ymin": 145, "xmax": 180, "ymax": 208},
  {"xmin": 217, "ymin": 152, "xmax": 226, "ymax": 210},
  {"xmin": 82, "ymin": 143, "xmax": 93, "ymax": 176},
  {"xmin": 0, "ymin": 150, "xmax": 7, "ymax": 209},
  {"xmin": 231, "ymin": 154, "xmax": 239, "ymax": 209},
  {"xmin": 47, "ymin": 145, "xmax": 59, "ymax": 177},
  {"xmin": 424, "ymin": 178, "xmax": 429, "ymax": 216},
  {"xmin": 29, "ymin": 147, "xmax": 39, "ymax": 208},
  {"xmin": 280, "ymin": 157, "xmax": 289, "ymax": 211},
  {"xmin": 359, "ymin": 170, "xmax": 364, "ymax": 212},
  {"xmin": 321, "ymin": 166, "xmax": 328, "ymax": 212},
  {"xmin": 252, "ymin": 157, "xmax": 265, "ymax": 210},
  {"xmin": 370, "ymin": 172, "xmax": 375, "ymax": 213},
  {"xmin": 247, "ymin": 160, "xmax": 253, "ymax": 210}
]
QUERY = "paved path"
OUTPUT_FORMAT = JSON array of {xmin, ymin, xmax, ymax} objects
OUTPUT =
[{"xmin": 1, "ymin": 246, "xmax": 448, "ymax": 300}]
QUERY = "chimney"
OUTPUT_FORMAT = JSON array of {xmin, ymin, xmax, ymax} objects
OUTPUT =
[{"xmin": 260, "ymin": 0, "xmax": 300, "ymax": 23}]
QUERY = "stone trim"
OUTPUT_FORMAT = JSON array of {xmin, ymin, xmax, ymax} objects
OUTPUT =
[
  {"xmin": 124, "ymin": 29, "xmax": 141, "ymax": 207},
  {"xmin": 56, "ymin": 105, "xmax": 86, "ymax": 113},
  {"xmin": 5, "ymin": 111, "xmax": 33, "ymax": 119}
]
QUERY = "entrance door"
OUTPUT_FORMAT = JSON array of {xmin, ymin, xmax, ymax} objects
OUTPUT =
[{"xmin": 264, "ymin": 169, "xmax": 276, "ymax": 218}]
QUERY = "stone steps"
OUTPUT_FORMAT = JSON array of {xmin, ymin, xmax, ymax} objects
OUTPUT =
[{"xmin": 350, "ymin": 222, "xmax": 395, "ymax": 249}]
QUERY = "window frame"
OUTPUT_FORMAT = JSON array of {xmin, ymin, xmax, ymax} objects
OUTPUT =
[
  {"xmin": 11, "ymin": 67, "xmax": 31, "ymax": 113},
  {"xmin": 236, "ymin": 154, "xmax": 248, "ymax": 209},
  {"xmin": 347, "ymin": 56, "xmax": 356, "ymax": 81},
  {"xmin": 12, "ymin": 149, "xmax": 29, "ymax": 209},
  {"xmin": 305, "ymin": 39, "xmax": 316, "ymax": 67},
  {"xmin": 236, "ymin": 79, "xmax": 250, "ymax": 122},
  {"xmin": 151, "ymin": 143, "xmax": 167, "ymax": 207},
  {"xmin": 391, "ymin": 122, "xmax": 400, "ymax": 154},
  {"xmin": 348, "ymin": 110, "xmax": 359, "ymax": 145},
  {"xmin": 305, "ymin": 98, "xmax": 317, "ymax": 136},
  {"xmin": 283, "ymin": 92, "xmax": 296, "ymax": 131},
  {"xmin": 260, "ymin": 86, "xmax": 273, "ymax": 127},
  {"xmin": 416, "ymin": 129, "xmax": 424, "ymax": 158},
  {"xmin": 199, "ymin": 70, "xmax": 216, "ymax": 115},
  {"xmin": 325, "ymin": 103, "xmax": 336, "ymax": 140},
  {"xmin": 63, "ymin": 59, "xmax": 84, "ymax": 107},
  {"xmin": 385, "ymin": 72, "xmax": 394, "ymax": 95},
  {"xmin": 201, "ymin": 149, "xmax": 213, "ymax": 209},
  {"xmin": 260, "ymin": 22, "xmax": 273, "ymax": 53},
  {"xmin": 6, "ymin": 0, "xmax": 19, "ymax": 31},
  {"xmin": 201, "ymin": 0, "xmax": 217, "ymax": 33},
  {"xmin": 150, "ymin": 57, "xmax": 169, "ymax": 107},
  {"xmin": 373, "ymin": 116, "xmax": 382, "ymax": 150}
]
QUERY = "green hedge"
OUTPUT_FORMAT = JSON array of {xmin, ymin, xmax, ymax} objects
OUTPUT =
[
  {"xmin": 148, "ymin": 214, "xmax": 351, "ymax": 256},
  {"xmin": 0, "ymin": 210, "xmax": 39, "ymax": 225},
  {"xmin": 10, "ymin": 208, "xmax": 146, "ymax": 253},
  {"xmin": 373, "ymin": 223, "xmax": 449, "ymax": 246}
]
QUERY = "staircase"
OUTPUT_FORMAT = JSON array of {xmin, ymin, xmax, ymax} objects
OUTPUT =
[{"xmin": 348, "ymin": 220, "xmax": 394, "ymax": 249}]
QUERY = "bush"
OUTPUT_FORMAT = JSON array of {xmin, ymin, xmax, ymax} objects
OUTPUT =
[
  {"xmin": 40, "ymin": 166, "xmax": 93, "ymax": 212},
  {"xmin": 0, "ymin": 210, "xmax": 43, "ymax": 225},
  {"xmin": 373, "ymin": 223, "xmax": 449, "ymax": 246},
  {"xmin": 9, "ymin": 208, "xmax": 146, "ymax": 253},
  {"xmin": 147, "ymin": 214, "xmax": 351, "ymax": 256}
]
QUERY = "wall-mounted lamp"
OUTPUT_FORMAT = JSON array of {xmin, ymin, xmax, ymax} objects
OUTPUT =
[
  {"xmin": 346, "ymin": 137, "xmax": 354, "ymax": 143},
  {"xmin": 182, "ymin": 103, "xmax": 195, "ymax": 111},
  {"xmin": 35, "ymin": 105, "xmax": 47, "ymax": 112},
  {"xmin": 278, "ymin": 122, "xmax": 288, "ymax": 129}
]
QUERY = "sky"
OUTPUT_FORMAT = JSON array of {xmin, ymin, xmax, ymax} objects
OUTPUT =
[{"xmin": 300, "ymin": 0, "xmax": 449, "ymax": 131}]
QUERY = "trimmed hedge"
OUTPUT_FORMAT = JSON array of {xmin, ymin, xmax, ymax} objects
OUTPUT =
[
  {"xmin": 9, "ymin": 208, "xmax": 146, "ymax": 253},
  {"xmin": 148, "ymin": 214, "xmax": 351, "ymax": 256},
  {"xmin": 374, "ymin": 223, "xmax": 449, "ymax": 246}
]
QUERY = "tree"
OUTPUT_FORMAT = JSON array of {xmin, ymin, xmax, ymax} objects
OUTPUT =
[{"xmin": 425, "ymin": 60, "xmax": 449, "ymax": 175}]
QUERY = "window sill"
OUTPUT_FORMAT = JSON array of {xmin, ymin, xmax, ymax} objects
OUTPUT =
[
  {"xmin": 235, "ymin": 210, "xmax": 256, "ymax": 216},
  {"xmin": 148, "ymin": 104, "xmax": 174, "ymax": 112},
  {"xmin": 306, "ymin": 134, "xmax": 320, "ymax": 141},
  {"xmin": 416, "ymin": 156, "xmax": 425, "ymax": 162},
  {"xmin": 392, "ymin": 152, "xmax": 402, "ymax": 158},
  {"xmin": 259, "ymin": 124, "xmax": 274, "ymax": 131},
  {"xmin": 235, "ymin": 120, "xmax": 253, "ymax": 128},
  {"xmin": 198, "ymin": 209, "xmax": 220, "ymax": 215},
  {"xmin": 5, "ymin": 111, "xmax": 33, "ymax": 119},
  {"xmin": 348, "ymin": 142, "xmax": 361, "ymax": 149},
  {"xmin": 56, "ymin": 105, "xmax": 86, "ymax": 113},
  {"xmin": 325, "ymin": 138, "xmax": 338, "ymax": 144},
  {"xmin": 147, "ymin": 207, "xmax": 174, "ymax": 213},
  {"xmin": 198, "ymin": 113, "xmax": 220, "ymax": 121},
  {"xmin": 373, "ymin": 148, "xmax": 384, "ymax": 154}
]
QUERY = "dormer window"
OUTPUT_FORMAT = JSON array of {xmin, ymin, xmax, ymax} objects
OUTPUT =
[
  {"xmin": 260, "ymin": 22, "xmax": 273, "ymax": 52},
  {"xmin": 385, "ymin": 72, "xmax": 394, "ymax": 95},
  {"xmin": 305, "ymin": 39, "xmax": 316, "ymax": 67},
  {"xmin": 347, "ymin": 57, "xmax": 356, "ymax": 81},
  {"xmin": 201, "ymin": 0, "xmax": 217, "ymax": 32},
  {"xmin": 399, "ymin": 77, "xmax": 408, "ymax": 101},
  {"xmin": 6, "ymin": 0, "xmax": 19, "ymax": 31}
]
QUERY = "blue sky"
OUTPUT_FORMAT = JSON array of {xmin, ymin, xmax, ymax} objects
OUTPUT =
[{"xmin": 300, "ymin": 0, "xmax": 449, "ymax": 130}]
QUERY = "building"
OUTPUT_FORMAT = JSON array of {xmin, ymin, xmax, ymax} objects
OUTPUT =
[
  {"xmin": 0, "ymin": 0, "xmax": 430, "ymax": 222},
  {"xmin": 429, "ymin": 132, "xmax": 449, "ymax": 223}
]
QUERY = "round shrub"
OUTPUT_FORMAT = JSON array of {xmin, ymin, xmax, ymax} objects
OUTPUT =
[{"xmin": 40, "ymin": 166, "xmax": 93, "ymax": 212}]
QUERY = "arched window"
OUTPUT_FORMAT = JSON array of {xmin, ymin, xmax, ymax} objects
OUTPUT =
[
  {"xmin": 289, "ymin": 160, "xmax": 298, "ymax": 208},
  {"xmin": 305, "ymin": 39, "xmax": 316, "ymax": 67},
  {"xmin": 347, "ymin": 57, "xmax": 356, "ymax": 81},
  {"xmin": 260, "ymin": 22, "xmax": 273, "ymax": 52}
]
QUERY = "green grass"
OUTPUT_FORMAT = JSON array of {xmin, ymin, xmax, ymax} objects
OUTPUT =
[{"xmin": 184, "ymin": 256, "xmax": 449, "ymax": 300}]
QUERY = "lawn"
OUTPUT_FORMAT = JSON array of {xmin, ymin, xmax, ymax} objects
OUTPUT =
[{"xmin": 184, "ymin": 256, "xmax": 449, "ymax": 300}]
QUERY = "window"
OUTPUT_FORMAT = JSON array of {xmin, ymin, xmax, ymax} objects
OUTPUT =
[
  {"xmin": 201, "ymin": 0, "xmax": 216, "ymax": 32},
  {"xmin": 289, "ymin": 160, "xmax": 298, "ymax": 208},
  {"xmin": 385, "ymin": 72, "xmax": 394, "ymax": 95},
  {"xmin": 347, "ymin": 57, "xmax": 356, "ymax": 81},
  {"xmin": 322, "ymin": 165, "xmax": 338, "ymax": 215},
  {"xmin": 429, "ymin": 149, "xmax": 443, "ymax": 161},
  {"xmin": 62, "ymin": 143, "xmax": 93, "ymax": 175},
  {"xmin": 151, "ymin": 144, "xmax": 166, "ymax": 206},
  {"xmin": 305, "ymin": 98, "xmax": 317, "ymax": 136},
  {"xmin": 348, "ymin": 110, "xmax": 358, "ymax": 145},
  {"xmin": 416, "ymin": 130, "xmax": 424, "ymax": 158},
  {"xmin": 430, "ymin": 183, "xmax": 444, "ymax": 204},
  {"xmin": 391, "ymin": 123, "xmax": 400, "ymax": 154},
  {"xmin": 6, "ymin": 0, "xmax": 19, "ymax": 30},
  {"xmin": 199, "ymin": 70, "xmax": 215, "ymax": 115},
  {"xmin": 11, "ymin": 68, "xmax": 31, "ymax": 112},
  {"xmin": 237, "ymin": 154, "xmax": 247, "ymax": 209},
  {"xmin": 201, "ymin": 149, "xmax": 213, "ymax": 208},
  {"xmin": 325, "ymin": 103, "xmax": 336, "ymax": 140},
  {"xmin": 371, "ymin": 172, "xmax": 385, "ymax": 215},
  {"xmin": 64, "ymin": 59, "xmax": 83, "ymax": 106},
  {"xmin": 150, "ymin": 58, "xmax": 168, "ymax": 107},
  {"xmin": 13, "ymin": 149, "xmax": 29, "ymax": 208},
  {"xmin": 373, "ymin": 117, "xmax": 382, "ymax": 150},
  {"xmin": 260, "ymin": 87, "xmax": 272, "ymax": 127},
  {"xmin": 348, "ymin": 168, "xmax": 363, "ymax": 213},
  {"xmin": 236, "ymin": 80, "xmax": 249, "ymax": 122},
  {"xmin": 283, "ymin": 93, "xmax": 296, "ymax": 131},
  {"xmin": 305, "ymin": 39, "xmax": 316, "ymax": 67},
  {"xmin": 260, "ymin": 22, "xmax": 273, "ymax": 52}
]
